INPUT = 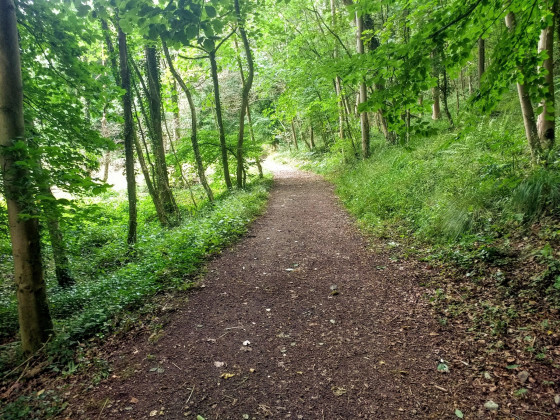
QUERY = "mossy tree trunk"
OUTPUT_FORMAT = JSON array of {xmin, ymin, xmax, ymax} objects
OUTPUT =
[
  {"xmin": 117, "ymin": 26, "xmax": 138, "ymax": 245},
  {"xmin": 0, "ymin": 0, "xmax": 53, "ymax": 355},
  {"xmin": 145, "ymin": 45, "xmax": 180, "ymax": 221},
  {"xmin": 209, "ymin": 50, "xmax": 233, "ymax": 190}
]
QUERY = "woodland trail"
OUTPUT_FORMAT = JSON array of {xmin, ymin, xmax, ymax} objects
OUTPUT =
[{"xmin": 69, "ymin": 163, "xmax": 464, "ymax": 419}]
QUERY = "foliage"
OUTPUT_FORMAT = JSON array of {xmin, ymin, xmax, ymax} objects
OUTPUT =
[{"xmin": 0, "ymin": 178, "xmax": 270, "ymax": 354}]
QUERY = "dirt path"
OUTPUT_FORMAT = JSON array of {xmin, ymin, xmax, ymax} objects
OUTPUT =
[{"xmin": 70, "ymin": 164, "xmax": 462, "ymax": 419}]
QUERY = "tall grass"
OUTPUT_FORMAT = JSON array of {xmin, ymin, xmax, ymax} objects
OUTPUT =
[{"xmin": 278, "ymin": 113, "xmax": 559, "ymax": 246}]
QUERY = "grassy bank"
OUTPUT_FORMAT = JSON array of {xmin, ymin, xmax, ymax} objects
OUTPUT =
[{"xmin": 276, "ymin": 114, "xmax": 560, "ymax": 305}]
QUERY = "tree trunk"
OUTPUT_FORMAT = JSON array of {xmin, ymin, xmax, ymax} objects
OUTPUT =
[
  {"xmin": 117, "ymin": 28, "xmax": 138, "ymax": 245},
  {"xmin": 234, "ymin": 0, "xmax": 255, "ymax": 189},
  {"xmin": 133, "ymin": 133, "xmax": 166, "ymax": 221},
  {"xmin": 537, "ymin": 2, "xmax": 556, "ymax": 152},
  {"xmin": 161, "ymin": 40, "xmax": 214, "ymax": 202},
  {"xmin": 356, "ymin": 12, "xmax": 370, "ymax": 158},
  {"xmin": 478, "ymin": 38, "xmax": 485, "ymax": 88},
  {"xmin": 38, "ymin": 180, "xmax": 74, "ymax": 288},
  {"xmin": 291, "ymin": 119, "xmax": 299, "ymax": 150},
  {"xmin": 310, "ymin": 124, "xmax": 316, "ymax": 149},
  {"xmin": 442, "ymin": 69, "xmax": 454, "ymax": 127},
  {"xmin": 0, "ymin": 0, "xmax": 53, "ymax": 355},
  {"xmin": 208, "ymin": 51, "xmax": 233, "ymax": 189},
  {"xmin": 246, "ymin": 104, "xmax": 262, "ymax": 178},
  {"xmin": 101, "ymin": 151, "xmax": 110, "ymax": 183},
  {"xmin": 505, "ymin": 12, "xmax": 541, "ymax": 162},
  {"xmin": 145, "ymin": 46, "xmax": 180, "ymax": 219},
  {"xmin": 432, "ymin": 86, "xmax": 441, "ymax": 120},
  {"xmin": 331, "ymin": 0, "xmax": 345, "ymax": 145},
  {"xmin": 172, "ymin": 80, "xmax": 180, "ymax": 143}
]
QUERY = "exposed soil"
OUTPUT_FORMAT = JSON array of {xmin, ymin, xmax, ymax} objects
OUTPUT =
[{"xmin": 54, "ymin": 163, "xmax": 557, "ymax": 419}]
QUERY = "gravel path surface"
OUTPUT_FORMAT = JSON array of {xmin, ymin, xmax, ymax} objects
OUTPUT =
[{"xmin": 71, "ymin": 164, "xmax": 460, "ymax": 419}]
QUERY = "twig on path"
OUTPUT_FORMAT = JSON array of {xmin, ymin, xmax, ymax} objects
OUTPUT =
[
  {"xmin": 232, "ymin": 375, "xmax": 249, "ymax": 390},
  {"xmin": 185, "ymin": 385, "xmax": 195, "ymax": 406},
  {"xmin": 217, "ymin": 331, "xmax": 231, "ymax": 340},
  {"xmin": 433, "ymin": 385, "xmax": 448, "ymax": 392},
  {"xmin": 97, "ymin": 398, "xmax": 109, "ymax": 420},
  {"xmin": 172, "ymin": 362, "xmax": 183, "ymax": 371},
  {"xmin": 525, "ymin": 409, "xmax": 552, "ymax": 416},
  {"xmin": 225, "ymin": 325, "xmax": 245, "ymax": 330}
]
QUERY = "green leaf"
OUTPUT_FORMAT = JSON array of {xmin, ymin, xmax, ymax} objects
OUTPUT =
[
  {"xmin": 455, "ymin": 409, "xmax": 464, "ymax": 418},
  {"xmin": 514, "ymin": 388, "xmax": 528, "ymax": 397},
  {"xmin": 437, "ymin": 363, "xmax": 449, "ymax": 373},
  {"xmin": 185, "ymin": 25, "xmax": 198, "ymax": 40},
  {"xmin": 205, "ymin": 5, "xmax": 216, "ymax": 18}
]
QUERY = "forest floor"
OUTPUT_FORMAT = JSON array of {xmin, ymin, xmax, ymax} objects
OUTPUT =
[{"xmin": 41, "ymin": 163, "xmax": 558, "ymax": 418}]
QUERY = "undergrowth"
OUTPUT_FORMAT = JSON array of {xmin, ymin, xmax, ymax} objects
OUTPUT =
[
  {"xmin": 0, "ymin": 177, "xmax": 271, "ymax": 373},
  {"xmin": 275, "ymin": 113, "xmax": 560, "ymax": 303}
]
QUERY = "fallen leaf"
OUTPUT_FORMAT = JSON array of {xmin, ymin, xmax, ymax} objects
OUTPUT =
[
  {"xmin": 437, "ymin": 363, "xmax": 449, "ymax": 373},
  {"xmin": 214, "ymin": 361, "xmax": 225, "ymax": 368},
  {"xmin": 455, "ymin": 408, "xmax": 464, "ymax": 418},
  {"xmin": 37, "ymin": 389, "xmax": 45, "ymax": 396},
  {"xmin": 517, "ymin": 370, "xmax": 529, "ymax": 384},
  {"xmin": 332, "ymin": 386, "xmax": 347, "ymax": 396},
  {"xmin": 130, "ymin": 397, "xmax": 139, "ymax": 404},
  {"xmin": 221, "ymin": 373, "xmax": 235, "ymax": 379},
  {"xmin": 484, "ymin": 401, "xmax": 499, "ymax": 411},
  {"xmin": 149, "ymin": 410, "xmax": 158, "ymax": 417}
]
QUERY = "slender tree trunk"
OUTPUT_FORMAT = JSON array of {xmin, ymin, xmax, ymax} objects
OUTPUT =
[
  {"xmin": 537, "ymin": 2, "xmax": 556, "ymax": 152},
  {"xmin": 0, "ymin": 0, "xmax": 53, "ymax": 354},
  {"xmin": 310, "ymin": 124, "xmax": 316, "ymax": 149},
  {"xmin": 246, "ymin": 104, "xmax": 262, "ymax": 178},
  {"xmin": 291, "ymin": 119, "xmax": 299, "ymax": 150},
  {"xmin": 356, "ymin": 12, "xmax": 370, "ymax": 158},
  {"xmin": 145, "ymin": 46, "xmax": 180, "ymax": 220},
  {"xmin": 505, "ymin": 12, "xmax": 541, "ymax": 162},
  {"xmin": 208, "ymin": 51, "xmax": 233, "ymax": 189},
  {"xmin": 100, "ymin": 109, "xmax": 110, "ymax": 182},
  {"xmin": 117, "ymin": 28, "xmax": 138, "ymax": 244},
  {"xmin": 161, "ymin": 41, "xmax": 214, "ymax": 202},
  {"xmin": 442, "ymin": 69, "xmax": 454, "ymax": 127},
  {"xmin": 455, "ymin": 80, "xmax": 460, "ymax": 113},
  {"xmin": 478, "ymin": 38, "xmax": 485, "ymax": 88},
  {"xmin": 37, "ymin": 178, "xmax": 74, "ymax": 288},
  {"xmin": 432, "ymin": 86, "xmax": 441, "ymax": 120},
  {"xmin": 331, "ymin": 0, "xmax": 345, "ymax": 145},
  {"xmin": 133, "ymin": 134, "xmax": 165, "ymax": 220},
  {"xmin": 234, "ymin": 0, "xmax": 255, "ymax": 189},
  {"xmin": 171, "ymin": 80, "xmax": 180, "ymax": 143},
  {"xmin": 102, "ymin": 151, "xmax": 110, "ymax": 183},
  {"xmin": 233, "ymin": 42, "xmax": 262, "ymax": 178}
]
